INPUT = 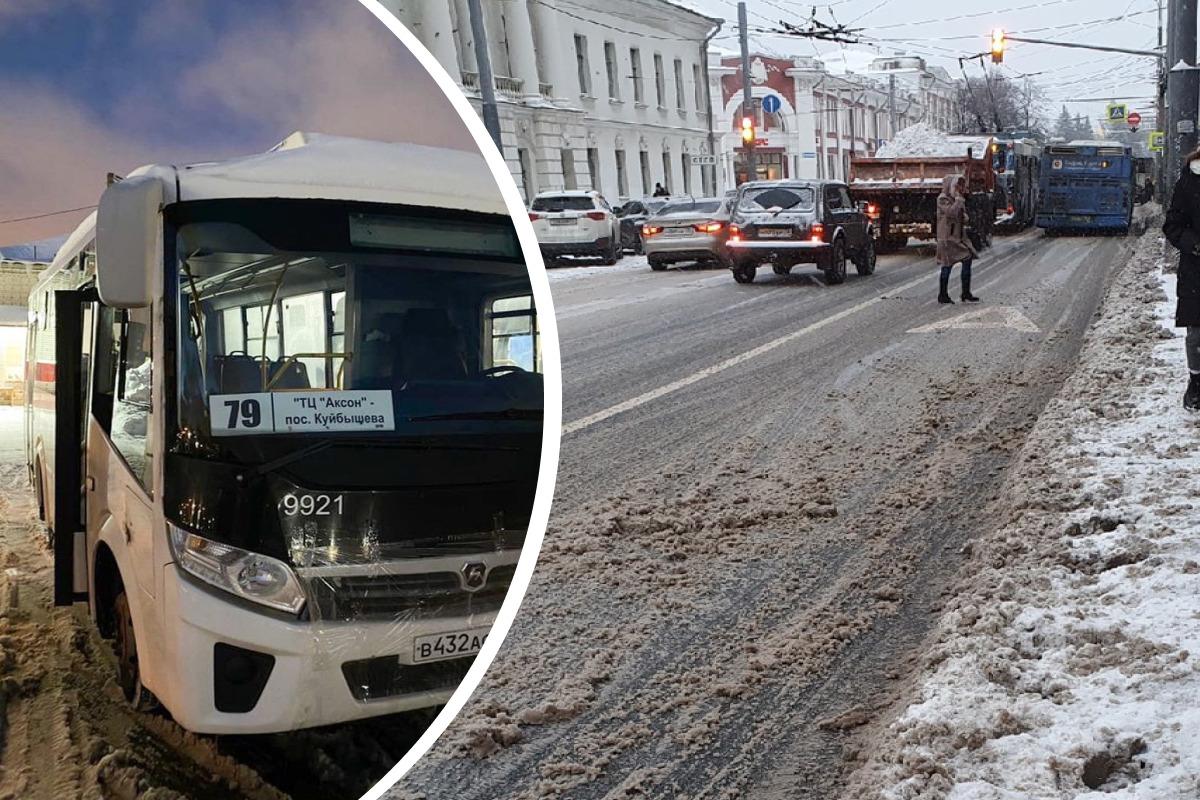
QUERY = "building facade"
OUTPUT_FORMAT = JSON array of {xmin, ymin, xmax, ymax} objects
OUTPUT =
[
  {"xmin": 386, "ymin": 0, "xmax": 721, "ymax": 203},
  {"xmin": 710, "ymin": 52, "xmax": 962, "ymax": 187}
]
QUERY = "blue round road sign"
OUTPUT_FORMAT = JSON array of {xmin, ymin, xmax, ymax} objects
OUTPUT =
[{"xmin": 762, "ymin": 94, "xmax": 782, "ymax": 114}]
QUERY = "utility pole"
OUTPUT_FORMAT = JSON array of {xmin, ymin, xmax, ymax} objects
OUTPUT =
[
  {"xmin": 1167, "ymin": 0, "xmax": 1199, "ymax": 187},
  {"xmin": 738, "ymin": 2, "xmax": 757, "ymax": 183},
  {"xmin": 1157, "ymin": 0, "xmax": 1167, "ymax": 200},
  {"xmin": 888, "ymin": 74, "xmax": 898, "ymax": 137},
  {"xmin": 466, "ymin": 0, "xmax": 503, "ymax": 151}
]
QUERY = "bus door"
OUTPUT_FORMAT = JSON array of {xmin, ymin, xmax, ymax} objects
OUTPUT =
[
  {"xmin": 91, "ymin": 305, "xmax": 158, "ymax": 605},
  {"xmin": 52, "ymin": 289, "xmax": 95, "ymax": 607}
]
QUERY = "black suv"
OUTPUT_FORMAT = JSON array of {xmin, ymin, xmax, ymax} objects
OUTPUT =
[{"xmin": 726, "ymin": 180, "xmax": 876, "ymax": 284}]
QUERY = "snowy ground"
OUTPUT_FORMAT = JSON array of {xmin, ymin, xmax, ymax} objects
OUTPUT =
[
  {"xmin": 845, "ymin": 223, "xmax": 1200, "ymax": 798},
  {"xmin": 544, "ymin": 254, "xmax": 650, "ymax": 284}
]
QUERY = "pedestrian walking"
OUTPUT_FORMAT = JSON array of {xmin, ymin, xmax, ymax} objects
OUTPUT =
[
  {"xmin": 935, "ymin": 175, "xmax": 980, "ymax": 305},
  {"xmin": 1162, "ymin": 146, "xmax": 1200, "ymax": 411},
  {"xmin": 653, "ymin": 182, "xmax": 669, "ymax": 198}
]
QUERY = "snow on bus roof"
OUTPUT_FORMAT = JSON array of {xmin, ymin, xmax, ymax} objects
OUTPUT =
[{"xmin": 139, "ymin": 132, "xmax": 508, "ymax": 216}]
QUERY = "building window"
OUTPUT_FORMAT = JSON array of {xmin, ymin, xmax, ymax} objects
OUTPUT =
[
  {"xmin": 661, "ymin": 151, "xmax": 672, "ymax": 193},
  {"xmin": 616, "ymin": 149, "xmax": 628, "ymax": 197},
  {"xmin": 574, "ymin": 35, "xmax": 591, "ymax": 95},
  {"xmin": 653, "ymin": 53, "xmax": 665, "ymax": 108},
  {"xmin": 518, "ymin": 147, "xmax": 533, "ymax": 201},
  {"xmin": 604, "ymin": 41, "xmax": 620, "ymax": 100},
  {"xmin": 587, "ymin": 147, "xmax": 601, "ymax": 192},
  {"xmin": 673, "ymin": 58, "xmax": 685, "ymax": 110},
  {"xmin": 640, "ymin": 150, "xmax": 652, "ymax": 196},
  {"xmin": 827, "ymin": 152, "xmax": 838, "ymax": 181},
  {"xmin": 681, "ymin": 152, "xmax": 692, "ymax": 195},
  {"xmin": 630, "ymin": 47, "xmax": 644, "ymax": 104},
  {"xmin": 692, "ymin": 63, "xmax": 704, "ymax": 111},
  {"xmin": 561, "ymin": 150, "xmax": 578, "ymax": 190}
]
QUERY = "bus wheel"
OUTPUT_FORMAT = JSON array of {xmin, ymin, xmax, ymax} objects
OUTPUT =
[{"xmin": 113, "ymin": 591, "xmax": 153, "ymax": 710}]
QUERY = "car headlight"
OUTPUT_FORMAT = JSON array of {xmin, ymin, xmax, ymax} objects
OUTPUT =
[{"xmin": 168, "ymin": 524, "xmax": 306, "ymax": 615}]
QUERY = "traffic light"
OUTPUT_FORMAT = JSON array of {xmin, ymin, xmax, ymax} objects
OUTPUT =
[
  {"xmin": 991, "ymin": 29, "xmax": 1006, "ymax": 63},
  {"xmin": 741, "ymin": 115, "xmax": 755, "ymax": 145}
]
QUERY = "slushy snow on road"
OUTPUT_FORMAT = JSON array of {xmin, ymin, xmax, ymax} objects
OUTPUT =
[{"xmin": 847, "ymin": 222, "xmax": 1200, "ymax": 798}]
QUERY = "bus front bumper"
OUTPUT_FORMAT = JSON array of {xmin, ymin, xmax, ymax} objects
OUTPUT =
[{"xmin": 158, "ymin": 567, "xmax": 494, "ymax": 734}]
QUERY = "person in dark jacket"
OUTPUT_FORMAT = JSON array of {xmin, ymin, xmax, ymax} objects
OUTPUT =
[
  {"xmin": 1163, "ymin": 146, "xmax": 1200, "ymax": 411},
  {"xmin": 652, "ymin": 182, "xmax": 669, "ymax": 198},
  {"xmin": 935, "ymin": 175, "xmax": 980, "ymax": 304}
]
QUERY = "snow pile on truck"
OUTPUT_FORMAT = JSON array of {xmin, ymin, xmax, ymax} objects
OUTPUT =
[
  {"xmin": 845, "ymin": 227, "xmax": 1200, "ymax": 797},
  {"xmin": 876, "ymin": 123, "xmax": 985, "ymax": 159}
]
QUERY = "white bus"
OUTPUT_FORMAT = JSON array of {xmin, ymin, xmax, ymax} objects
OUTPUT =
[{"xmin": 25, "ymin": 132, "xmax": 542, "ymax": 734}]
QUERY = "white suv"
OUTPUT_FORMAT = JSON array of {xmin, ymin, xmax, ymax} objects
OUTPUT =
[{"xmin": 528, "ymin": 190, "xmax": 622, "ymax": 265}]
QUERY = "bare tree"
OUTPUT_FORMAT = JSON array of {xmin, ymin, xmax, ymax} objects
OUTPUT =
[{"xmin": 957, "ymin": 70, "xmax": 1048, "ymax": 136}]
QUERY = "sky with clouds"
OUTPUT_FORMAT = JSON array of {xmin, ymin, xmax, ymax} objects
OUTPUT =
[{"xmin": 0, "ymin": 0, "xmax": 476, "ymax": 245}]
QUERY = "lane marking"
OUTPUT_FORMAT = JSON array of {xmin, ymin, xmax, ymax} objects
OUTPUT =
[
  {"xmin": 907, "ymin": 306, "xmax": 1040, "ymax": 333},
  {"xmin": 562, "ymin": 227, "xmax": 1062, "ymax": 436},
  {"xmin": 562, "ymin": 269, "xmax": 934, "ymax": 436}
]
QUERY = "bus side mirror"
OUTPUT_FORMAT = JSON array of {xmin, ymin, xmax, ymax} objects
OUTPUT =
[{"xmin": 96, "ymin": 176, "xmax": 161, "ymax": 309}]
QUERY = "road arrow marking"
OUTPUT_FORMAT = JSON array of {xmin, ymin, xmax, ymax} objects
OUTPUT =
[{"xmin": 907, "ymin": 306, "xmax": 1039, "ymax": 334}]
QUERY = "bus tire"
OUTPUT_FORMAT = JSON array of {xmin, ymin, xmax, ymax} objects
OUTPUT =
[{"xmin": 113, "ymin": 590, "xmax": 154, "ymax": 711}]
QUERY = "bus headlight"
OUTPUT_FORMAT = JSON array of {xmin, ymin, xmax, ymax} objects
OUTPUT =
[{"xmin": 168, "ymin": 525, "xmax": 306, "ymax": 615}]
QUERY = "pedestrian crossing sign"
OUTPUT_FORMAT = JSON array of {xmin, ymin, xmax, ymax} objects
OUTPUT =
[
  {"xmin": 1150, "ymin": 130, "xmax": 1165, "ymax": 153},
  {"xmin": 1106, "ymin": 103, "xmax": 1128, "ymax": 123}
]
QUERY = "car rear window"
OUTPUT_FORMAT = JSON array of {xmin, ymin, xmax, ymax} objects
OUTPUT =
[
  {"xmin": 738, "ymin": 187, "xmax": 815, "ymax": 212},
  {"xmin": 531, "ymin": 196, "xmax": 595, "ymax": 212},
  {"xmin": 658, "ymin": 200, "xmax": 722, "ymax": 215}
]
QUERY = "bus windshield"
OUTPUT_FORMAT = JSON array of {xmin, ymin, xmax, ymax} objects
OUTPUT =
[{"xmin": 169, "ymin": 199, "xmax": 541, "ymax": 460}]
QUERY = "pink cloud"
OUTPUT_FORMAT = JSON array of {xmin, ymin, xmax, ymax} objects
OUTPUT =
[
  {"xmin": 177, "ymin": 3, "xmax": 476, "ymax": 151},
  {"xmin": 0, "ymin": 1, "xmax": 483, "ymax": 247}
]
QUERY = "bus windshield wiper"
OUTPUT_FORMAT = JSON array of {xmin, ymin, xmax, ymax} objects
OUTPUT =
[
  {"xmin": 237, "ymin": 440, "xmax": 333, "ymax": 485},
  {"xmin": 408, "ymin": 408, "xmax": 543, "ymax": 422}
]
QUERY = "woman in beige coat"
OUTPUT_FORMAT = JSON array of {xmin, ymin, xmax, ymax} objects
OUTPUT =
[{"xmin": 935, "ymin": 174, "xmax": 980, "ymax": 304}]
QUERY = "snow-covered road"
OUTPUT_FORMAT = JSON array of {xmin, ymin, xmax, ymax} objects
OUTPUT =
[{"xmin": 848, "ymin": 222, "xmax": 1200, "ymax": 798}]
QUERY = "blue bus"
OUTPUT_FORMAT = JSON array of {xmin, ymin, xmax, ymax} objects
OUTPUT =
[{"xmin": 1036, "ymin": 141, "xmax": 1134, "ymax": 235}]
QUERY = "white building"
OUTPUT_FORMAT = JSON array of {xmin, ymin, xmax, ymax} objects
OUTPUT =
[
  {"xmin": 385, "ymin": 0, "xmax": 722, "ymax": 203},
  {"xmin": 710, "ymin": 50, "xmax": 962, "ymax": 187}
]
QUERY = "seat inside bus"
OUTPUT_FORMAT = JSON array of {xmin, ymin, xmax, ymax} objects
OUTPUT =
[{"xmin": 214, "ymin": 353, "xmax": 311, "ymax": 393}]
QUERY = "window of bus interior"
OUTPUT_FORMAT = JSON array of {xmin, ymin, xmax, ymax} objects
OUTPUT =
[
  {"xmin": 486, "ymin": 295, "xmax": 539, "ymax": 373},
  {"xmin": 94, "ymin": 304, "xmax": 154, "ymax": 493},
  {"xmin": 168, "ymin": 199, "xmax": 538, "ymax": 449}
]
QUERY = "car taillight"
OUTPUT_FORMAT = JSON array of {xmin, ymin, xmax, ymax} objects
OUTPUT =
[
  {"xmin": 529, "ymin": 212, "xmax": 542, "ymax": 221},
  {"xmin": 810, "ymin": 223, "xmax": 825, "ymax": 242},
  {"xmin": 728, "ymin": 223, "xmax": 742, "ymax": 242},
  {"xmin": 586, "ymin": 211, "xmax": 607, "ymax": 221},
  {"xmin": 1007, "ymin": 205, "xmax": 1015, "ymax": 214},
  {"xmin": 866, "ymin": 203, "xmax": 879, "ymax": 216},
  {"xmin": 694, "ymin": 221, "xmax": 724, "ymax": 233},
  {"xmin": 642, "ymin": 225, "xmax": 663, "ymax": 237}
]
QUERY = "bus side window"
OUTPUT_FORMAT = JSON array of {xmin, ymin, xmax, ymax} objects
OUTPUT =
[
  {"xmin": 487, "ymin": 296, "xmax": 539, "ymax": 373},
  {"xmin": 92, "ymin": 306, "xmax": 118, "ymax": 433},
  {"xmin": 97, "ymin": 305, "xmax": 154, "ymax": 492}
]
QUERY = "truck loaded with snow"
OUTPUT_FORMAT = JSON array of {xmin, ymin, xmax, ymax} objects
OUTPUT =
[{"xmin": 849, "ymin": 124, "xmax": 997, "ymax": 253}]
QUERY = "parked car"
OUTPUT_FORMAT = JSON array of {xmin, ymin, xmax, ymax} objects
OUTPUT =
[
  {"xmin": 615, "ymin": 198, "xmax": 669, "ymax": 253},
  {"xmin": 529, "ymin": 190, "xmax": 622, "ymax": 265},
  {"xmin": 640, "ymin": 196, "xmax": 734, "ymax": 270},
  {"xmin": 726, "ymin": 180, "xmax": 876, "ymax": 285}
]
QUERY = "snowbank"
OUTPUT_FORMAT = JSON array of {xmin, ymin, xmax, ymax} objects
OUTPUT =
[{"xmin": 846, "ymin": 229, "xmax": 1200, "ymax": 798}]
